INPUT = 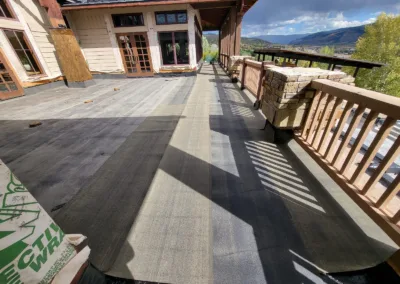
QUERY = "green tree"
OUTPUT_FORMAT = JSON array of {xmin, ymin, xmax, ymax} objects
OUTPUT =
[
  {"xmin": 202, "ymin": 36, "xmax": 218, "ymax": 61},
  {"xmin": 345, "ymin": 13, "xmax": 400, "ymax": 97},
  {"xmin": 314, "ymin": 46, "xmax": 335, "ymax": 69}
]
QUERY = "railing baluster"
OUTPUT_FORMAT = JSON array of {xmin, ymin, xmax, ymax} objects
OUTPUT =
[
  {"xmin": 336, "ymin": 109, "xmax": 378, "ymax": 175},
  {"xmin": 316, "ymin": 98, "xmax": 343, "ymax": 154},
  {"xmin": 306, "ymin": 92, "xmax": 327, "ymax": 144},
  {"xmin": 392, "ymin": 206, "xmax": 400, "ymax": 224},
  {"xmin": 362, "ymin": 135, "xmax": 400, "ymax": 195},
  {"xmin": 375, "ymin": 174, "xmax": 400, "ymax": 209},
  {"xmin": 301, "ymin": 91, "xmax": 322, "ymax": 139},
  {"xmin": 350, "ymin": 117, "xmax": 396, "ymax": 186},
  {"xmin": 324, "ymin": 102, "xmax": 354, "ymax": 161},
  {"xmin": 332, "ymin": 105, "xmax": 366, "ymax": 168},
  {"xmin": 241, "ymin": 59, "xmax": 247, "ymax": 90},
  {"xmin": 311, "ymin": 94, "xmax": 334, "ymax": 148}
]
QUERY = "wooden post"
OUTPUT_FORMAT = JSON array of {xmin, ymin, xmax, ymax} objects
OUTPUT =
[
  {"xmin": 218, "ymin": 29, "xmax": 221, "ymax": 63},
  {"xmin": 229, "ymin": 7, "xmax": 236, "ymax": 57},
  {"xmin": 353, "ymin": 67, "xmax": 360, "ymax": 78},
  {"xmin": 241, "ymin": 59, "xmax": 246, "ymax": 90},
  {"xmin": 256, "ymin": 62, "xmax": 266, "ymax": 101},
  {"xmin": 295, "ymin": 59, "xmax": 299, "ymax": 66},
  {"xmin": 332, "ymin": 64, "xmax": 336, "ymax": 70},
  {"xmin": 234, "ymin": 11, "xmax": 242, "ymax": 55},
  {"xmin": 257, "ymin": 54, "xmax": 261, "ymax": 61},
  {"xmin": 327, "ymin": 63, "xmax": 332, "ymax": 70},
  {"xmin": 309, "ymin": 61, "xmax": 313, "ymax": 67}
]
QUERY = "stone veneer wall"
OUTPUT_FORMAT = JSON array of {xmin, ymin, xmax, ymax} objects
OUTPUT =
[
  {"xmin": 262, "ymin": 67, "xmax": 355, "ymax": 129},
  {"xmin": 228, "ymin": 56, "xmax": 252, "ymax": 75}
]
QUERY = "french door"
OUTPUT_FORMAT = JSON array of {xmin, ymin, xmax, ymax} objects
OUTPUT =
[
  {"xmin": 0, "ymin": 49, "xmax": 23, "ymax": 100},
  {"xmin": 116, "ymin": 33, "xmax": 153, "ymax": 77}
]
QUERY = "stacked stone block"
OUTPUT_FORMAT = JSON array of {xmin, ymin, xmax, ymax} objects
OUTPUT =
[
  {"xmin": 228, "ymin": 56, "xmax": 252, "ymax": 75},
  {"xmin": 261, "ymin": 67, "xmax": 355, "ymax": 128}
]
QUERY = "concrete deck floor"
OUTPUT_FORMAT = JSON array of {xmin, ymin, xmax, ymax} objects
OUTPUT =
[{"xmin": 0, "ymin": 65, "xmax": 398, "ymax": 284}]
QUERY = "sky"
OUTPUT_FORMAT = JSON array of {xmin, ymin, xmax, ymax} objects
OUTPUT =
[{"xmin": 241, "ymin": 0, "xmax": 400, "ymax": 36}]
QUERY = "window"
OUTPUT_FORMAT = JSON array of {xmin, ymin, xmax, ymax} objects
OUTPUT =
[
  {"xmin": 4, "ymin": 30, "xmax": 42, "ymax": 76},
  {"xmin": 155, "ymin": 11, "xmax": 187, "ymax": 25},
  {"xmin": 159, "ymin": 32, "xmax": 189, "ymax": 65},
  {"xmin": 0, "ymin": 0, "xmax": 14, "ymax": 18},
  {"xmin": 112, "ymin": 13, "xmax": 144, "ymax": 27}
]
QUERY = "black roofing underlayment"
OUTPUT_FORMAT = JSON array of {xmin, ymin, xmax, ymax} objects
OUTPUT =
[{"xmin": 324, "ymin": 262, "xmax": 400, "ymax": 284}]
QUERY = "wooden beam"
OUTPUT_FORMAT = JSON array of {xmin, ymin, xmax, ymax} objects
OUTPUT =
[
  {"xmin": 38, "ymin": 0, "xmax": 67, "ymax": 28},
  {"xmin": 229, "ymin": 6, "xmax": 236, "ymax": 56},
  {"xmin": 234, "ymin": 12, "xmax": 242, "ymax": 55}
]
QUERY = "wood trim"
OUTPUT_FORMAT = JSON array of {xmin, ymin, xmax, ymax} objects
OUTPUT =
[
  {"xmin": 295, "ymin": 135, "xmax": 400, "ymax": 247},
  {"xmin": 339, "ymin": 110, "xmax": 378, "ymax": 174},
  {"xmin": 316, "ymin": 97, "xmax": 343, "ymax": 154},
  {"xmin": 0, "ymin": 0, "xmax": 17, "ymax": 20},
  {"xmin": 363, "ymin": 136, "xmax": 400, "ymax": 196},
  {"xmin": 116, "ymin": 32, "xmax": 154, "ymax": 77},
  {"xmin": 312, "ymin": 79, "xmax": 400, "ymax": 120},
  {"xmin": 311, "ymin": 94, "xmax": 334, "ymax": 148},
  {"xmin": 324, "ymin": 102, "xmax": 354, "ymax": 161},
  {"xmin": 376, "ymin": 172, "xmax": 400, "ymax": 209},
  {"xmin": 350, "ymin": 117, "xmax": 396, "ymax": 186},
  {"xmin": 331, "ymin": 105, "xmax": 366, "ymax": 167},
  {"xmin": 306, "ymin": 92, "xmax": 326, "ymax": 144},
  {"xmin": 111, "ymin": 13, "xmax": 145, "ymax": 28},
  {"xmin": 154, "ymin": 10, "xmax": 188, "ymax": 25},
  {"xmin": 2, "ymin": 29, "xmax": 46, "ymax": 77},
  {"xmin": 61, "ymin": 0, "xmax": 235, "ymax": 11},
  {"xmin": 0, "ymin": 48, "xmax": 23, "ymax": 100}
]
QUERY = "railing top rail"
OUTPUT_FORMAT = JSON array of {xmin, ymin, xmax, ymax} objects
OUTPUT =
[
  {"xmin": 312, "ymin": 79, "xmax": 400, "ymax": 120},
  {"xmin": 245, "ymin": 60, "xmax": 262, "ymax": 69}
]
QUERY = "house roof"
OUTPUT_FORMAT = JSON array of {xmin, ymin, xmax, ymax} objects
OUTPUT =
[{"xmin": 59, "ymin": 0, "xmax": 258, "ymax": 31}]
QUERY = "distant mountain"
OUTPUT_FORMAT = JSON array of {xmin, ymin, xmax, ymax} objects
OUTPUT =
[
  {"xmin": 290, "ymin": 25, "xmax": 366, "ymax": 46},
  {"xmin": 255, "ymin": 34, "xmax": 309, "ymax": 44},
  {"xmin": 204, "ymin": 34, "xmax": 270, "ymax": 46}
]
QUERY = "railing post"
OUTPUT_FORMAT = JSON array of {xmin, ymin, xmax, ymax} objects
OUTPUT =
[
  {"xmin": 240, "ymin": 58, "xmax": 247, "ymax": 90},
  {"xmin": 254, "ymin": 62, "xmax": 266, "ymax": 109}
]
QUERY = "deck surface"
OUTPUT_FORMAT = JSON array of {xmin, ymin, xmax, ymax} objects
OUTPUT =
[{"xmin": 0, "ymin": 65, "xmax": 398, "ymax": 284}]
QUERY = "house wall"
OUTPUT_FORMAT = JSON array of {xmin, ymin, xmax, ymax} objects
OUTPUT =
[
  {"xmin": 0, "ymin": 0, "xmax": 62, "ymax": 84},
  {"xmin": 65, "ymin": 4, "xmax": 201, "ymax": 74}
]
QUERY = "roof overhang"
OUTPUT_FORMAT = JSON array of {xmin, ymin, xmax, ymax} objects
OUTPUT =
[{"xmin": 59, "ymin": 0, "xmax": 258, "ymax": 31}]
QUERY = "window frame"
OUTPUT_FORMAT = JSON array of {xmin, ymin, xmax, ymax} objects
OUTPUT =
[
  {"xmin": 158, "ymin": 31, "xmax": 189, "ymax": 66},
  {"xmin": 155, "ymin": 11, "xmax": 187, "ymax": 25},
  {"xmin": 112, "ymin": 13, "xmax": 145, "ymax": 28},
  {"xmin": 0, "ymin": 0, "xmax": 17, "ymax": 20},
  {"xmin": 3, "ymin": 29, "xmax": 45, "ymax": 77}
]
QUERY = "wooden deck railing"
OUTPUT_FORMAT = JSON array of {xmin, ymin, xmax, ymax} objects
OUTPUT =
[
  {"xmin": 237, "ymin": 59, "xmax": 270, "ymax": 108},
  {"xmin": 220, "ymin": 53, "xmax": 229, "ymax": 70},
  {"xmin": 295, "ymin": 79, "xmax": 400, "ymax": 244},
  {"xmin": 220, "ymin": 54, "xmax": 400, "ymax": 244}
]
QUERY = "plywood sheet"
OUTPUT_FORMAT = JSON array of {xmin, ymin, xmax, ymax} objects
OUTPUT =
[{"xmin": 50, "ymin": 29, "xmax": 92, "ymax": 82}]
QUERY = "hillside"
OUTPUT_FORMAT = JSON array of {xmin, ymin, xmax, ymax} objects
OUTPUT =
[
  {"xmin": 256, "ymin": 34, "xmax": 309, "ymax": 44},
  {"xmin": 204, "ymin": 34, "xmax": 270, "ymax": 47},
  {"xmin": 290, "ymin": 25, "xmax": 366, "ymax": 45}
]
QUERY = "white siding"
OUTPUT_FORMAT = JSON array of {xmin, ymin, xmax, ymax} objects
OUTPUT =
[
  {"xmin": 11, "ymin": 0, "xmax": 62, "ymax": 77},
  {"xmin": 68, "ymin": 4, "xmax": 200, "ymax": 74},
  {"xmin": 68, "ymin": 10, "xmax": 121, "ymax": 73}
]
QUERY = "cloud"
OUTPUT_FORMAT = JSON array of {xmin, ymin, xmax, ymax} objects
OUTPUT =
[
  {"xmin": 242, "ymin": 0, "xmax": 399, "ymax": 36},
  {"xmin": 241, "ymin": 13, "xmax": 376, "ymax": 36}
]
